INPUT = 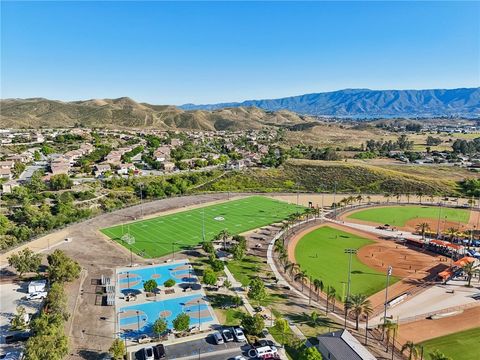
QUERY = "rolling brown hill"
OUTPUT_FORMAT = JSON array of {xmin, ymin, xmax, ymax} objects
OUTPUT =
[{"xmin": 0, "ymin": 97, "xmax": 312, "ymax": 130}]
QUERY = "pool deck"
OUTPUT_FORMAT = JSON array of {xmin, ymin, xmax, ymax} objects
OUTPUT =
[{"xmin": 114, "ymin": 260, "xmax": 219, "ymax": 341}]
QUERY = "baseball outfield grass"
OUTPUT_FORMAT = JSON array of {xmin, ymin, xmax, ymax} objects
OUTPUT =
[
  {"xmin": 421, "ymin": 327, "xmax": 480, "ymax": 360},
  {"xmin": 294, "ymin": 226, "xmax": 398, "ymax": 298},
  {"xmin": 346, "ymin": 205, "xmax": 470, "ymax": 227},
  {"xmin": 101, "ymin": 196, "xmax": 304, "ymax": 258}
]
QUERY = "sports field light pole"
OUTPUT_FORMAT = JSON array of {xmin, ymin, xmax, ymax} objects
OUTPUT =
[
  {"xmin": 344, "ymin": 248, "xmax": 356, "ymax": 329},
  {"xmin": 436, "ymin": 203, "xmax": 442, "ymax": 238},
  {"xmin": 344, "ymin": 248, "xmax": 356, "ymax": 301},
  {"xmin": 122, "ymin": 233, "xmax": 136, "ymax": 267},
  {"xmin": 202, "ymin": 208, "xmax": 206, "ymax": 242},
  {"xmin": 333, "ymin": 182, "xmax": 337, "ymax": 219},
  {"xmin": 382, "ymin": 266, "xmax": 393, "ymax": 341},
  {"xmin": 172, "ymin": 241, "xmax": 178, "ymax": 261},
  {"xmin": 139, "ymin": 183, "xmax": 144, "ymax": 218}
]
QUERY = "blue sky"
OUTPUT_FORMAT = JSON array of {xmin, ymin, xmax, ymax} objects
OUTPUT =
[{"xmin": 1, "ymin": 1, "xmax": 479, "ymax": 104}]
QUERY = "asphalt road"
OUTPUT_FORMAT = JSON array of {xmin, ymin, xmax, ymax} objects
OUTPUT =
[{"xmin": 134, "ymin": 335, "xmax": 250, "ymax": 360}]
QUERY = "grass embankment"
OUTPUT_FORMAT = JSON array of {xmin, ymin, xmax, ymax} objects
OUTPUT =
[
  {"xmin": 420, "ymin": 327, "xmax": 480, "ymax": 360},
  {"xmin": 347, "ymin": 206, "xmax": 471, "ymax": 227},
  {"xmin": 294, "ymin": 226, "xmax": 398, "ymax": 297},
  {"xmin": 201, "ymin": 160, "xmax": 459, "ymax": 195}
]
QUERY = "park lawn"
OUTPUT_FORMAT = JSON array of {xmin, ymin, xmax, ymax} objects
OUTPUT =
[
  {"xmin": 421, "ymin": 327, "xmax": 480, "ymax": 360},
  {"xmin": 347, "ymin": 205, "xmax": 470, "ymax": 227},
  {"xmin": 294, "ymin": 226, "xmax": 398, "ymax": 297},
  {"xmin": 101, "ymin": 195, "xmax": 304, "ymax": 258},
  {"xmin": 227, "ymin": 255, "xmax": 269, "ymax": 287}
]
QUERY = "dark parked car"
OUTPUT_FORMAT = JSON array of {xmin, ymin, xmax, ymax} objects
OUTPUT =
[
  {"xmin": 254, "ymin": 339, "xmax": 275, "ymax": 348},
  {"xmin": 5, "ymin": 332, "xmax": 31, "ymax": 344},
  {"xmin": 153, "ymin": 344, "xmax": 166, "ymax": 359}
]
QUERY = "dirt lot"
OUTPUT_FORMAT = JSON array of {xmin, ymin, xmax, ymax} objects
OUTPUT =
[
  {"xmin": 398, "ymin": 306, "xmax": 480, "ymax": 344},
  {"xmin": 286, "ymin": 222, "xmax": 444, "ymax": 313}
]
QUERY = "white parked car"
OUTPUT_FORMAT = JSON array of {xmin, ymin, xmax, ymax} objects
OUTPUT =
[
  {"xmin": 232, "ymin": 327, "xmax": 246, "ymax": 342},
  {"xmin": 26, "ymin": 292, "xmax": 47, "ymax": 300}
]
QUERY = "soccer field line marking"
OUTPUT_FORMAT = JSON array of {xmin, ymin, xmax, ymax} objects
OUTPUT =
[{"xmin": 104, "ymin": 197, "xmax": 304, "ymax": 257}]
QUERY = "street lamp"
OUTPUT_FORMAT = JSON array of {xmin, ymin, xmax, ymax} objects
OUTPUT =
[
  {"xmin": 136, "ymin": 310, "xmax": 140, "ymax": 331},
  {"xmin": 197, "ymin": 300, "xmax": 201, "ymax": 330},
  {"xmin": 126, "ymin": 271, "xmax": 130, "ymax": 290}
]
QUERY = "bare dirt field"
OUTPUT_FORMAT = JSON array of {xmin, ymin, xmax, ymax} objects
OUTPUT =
[
  {"xmin": 398, "ymin": 306, "xmax": 480, "ymax": 344},
  {"xmin": 286, "ymin": 222, "xmax": 444, "ymax": 312}
]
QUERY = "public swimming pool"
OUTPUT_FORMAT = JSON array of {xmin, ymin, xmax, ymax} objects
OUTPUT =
[
  {"xmin": 118, "ymin": 293, "xmax": 214, "ymax": 336},
  {"xmin": 117, "ymin": 261, "xmax": 194, "ymax": 291}
]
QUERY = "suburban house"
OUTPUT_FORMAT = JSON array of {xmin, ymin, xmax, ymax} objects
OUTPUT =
[
  {"xmin": 162, "ymin": 161, "xmax": 176, "ymax": 172},
  {"xmin": 0, "ymin": 160, "xmax": 15, "ymax": 169},
  {"xmin": 153, "ymin": 146, "xmax": 171, "ymax": 162},
  {"xmin": 317, "ymin": 330, "xmax": 377, "ymax": 360},
  {"xmin": 0, "ymin": 168, "xmax": 12, "ymax": 180},
  {"xmin": 94, "ymin": 164, "xmax": 111, "ymax": 178},
  {"xmin": 117, "ymin": 163, "xmax": 135, "ymax": 175}
]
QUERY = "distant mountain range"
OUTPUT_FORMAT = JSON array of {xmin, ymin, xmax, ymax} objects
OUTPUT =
[
  {"xmin": 0, "ymin": 97, "xmax": 312, "ymax": 129},
  {"xmin": 180, "ymin": 88, "xmax": 480, "ymax": 118}
]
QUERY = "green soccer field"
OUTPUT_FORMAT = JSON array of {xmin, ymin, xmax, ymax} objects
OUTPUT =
[
  {"xmin": 346, "ymin": 205, "xmax": 470, "ymax": 227},
  {"xmin": 101, "ymin": 196, "xmax": 304, "ymax": 258},
  {"xmin": 294, "ymin": 226, "xmax": 398, "ymax": 298},
  {"xmin": 421, "ymin": 327, "xmax": 480, "ymax": 360}
]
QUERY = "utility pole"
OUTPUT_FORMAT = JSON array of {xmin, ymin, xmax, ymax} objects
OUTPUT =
[{"xmin": 382, "ymin": 266, "xmax": 393, "ymax": 340}]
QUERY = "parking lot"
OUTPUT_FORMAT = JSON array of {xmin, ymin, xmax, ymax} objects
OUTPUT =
[
  {"xmin": 133, "ymin": 333, "xmax": 251, "ymax": 360},
  {"xmin": 0, "ymin": 281, "xmax": 43, "ymax": 358}
]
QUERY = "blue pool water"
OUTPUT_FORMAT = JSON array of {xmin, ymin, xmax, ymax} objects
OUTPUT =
[
  {"xmin": 119, "ymin": 293, "xmax": 213, "ymax": 336},
  {"xmin": 118, "ymin": 261, "xmax": 195, "ymax": 291}
]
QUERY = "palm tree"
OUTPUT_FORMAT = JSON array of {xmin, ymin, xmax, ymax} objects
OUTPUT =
[
  {"xmin": 295, "ymin": 269, "xmax": 308, "ymax": 292},
  {"xmin": 216, "ymin": 229, "xmax": 230, "ymax": 251},
  {"xmin": 325, "ymin": 286, "xmax": 336, "ymax": 314},
  {"xmin": 380, "ymin": 319, "xmax": 398, "ymax": 352},
  {"xmin": 274, "ymin": 240, "xmax": 285, "ymax": 254},
  {"xmin": 287, "ymin": 262, "xmax": 300, "ymax": 279},
  {"xmin": 304, "ymin": 207, "xmax": 315, "ymax": 220},
  {"xmin": 462, "ymin": 262, "xmax": 479, "ymax": 287},
  {"xmin": 278, "ymin": 252, "xmax": 289, "ymax": 266},
  {"xmin": 401, "ymin": 341, "xmax": 421, "ymax": 360},
  {"xmin": 356, "ymin": 195, "xmax": 363, "ymax": 206},
  {"xmin": 395, "ymin": 193, "xmax": 401, "ymax": 203},
  {"xmin": 384, "ymin": 193, "xmax": 391, "ymax": 203},
  {"xmin": 416, "ymin": 192, "xmax": 424, "ymax": 204},
  {"xmin": 429, "ymin": 350, "xmax": 452, "ymax": 360},
  {"xmin": 313, "ymin": 279, "xmax": 324, "ymax": 301},
  {"xmin": 445, "ymin": 227, "xmax": 458, "ymax": 242},
  {"xmin": 346, "ymin": 294, "xmax": 373, "ymax": 330},
  {"xmin": 416, "ymin": 222, "xmax": 431, "ymax": 239}
]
